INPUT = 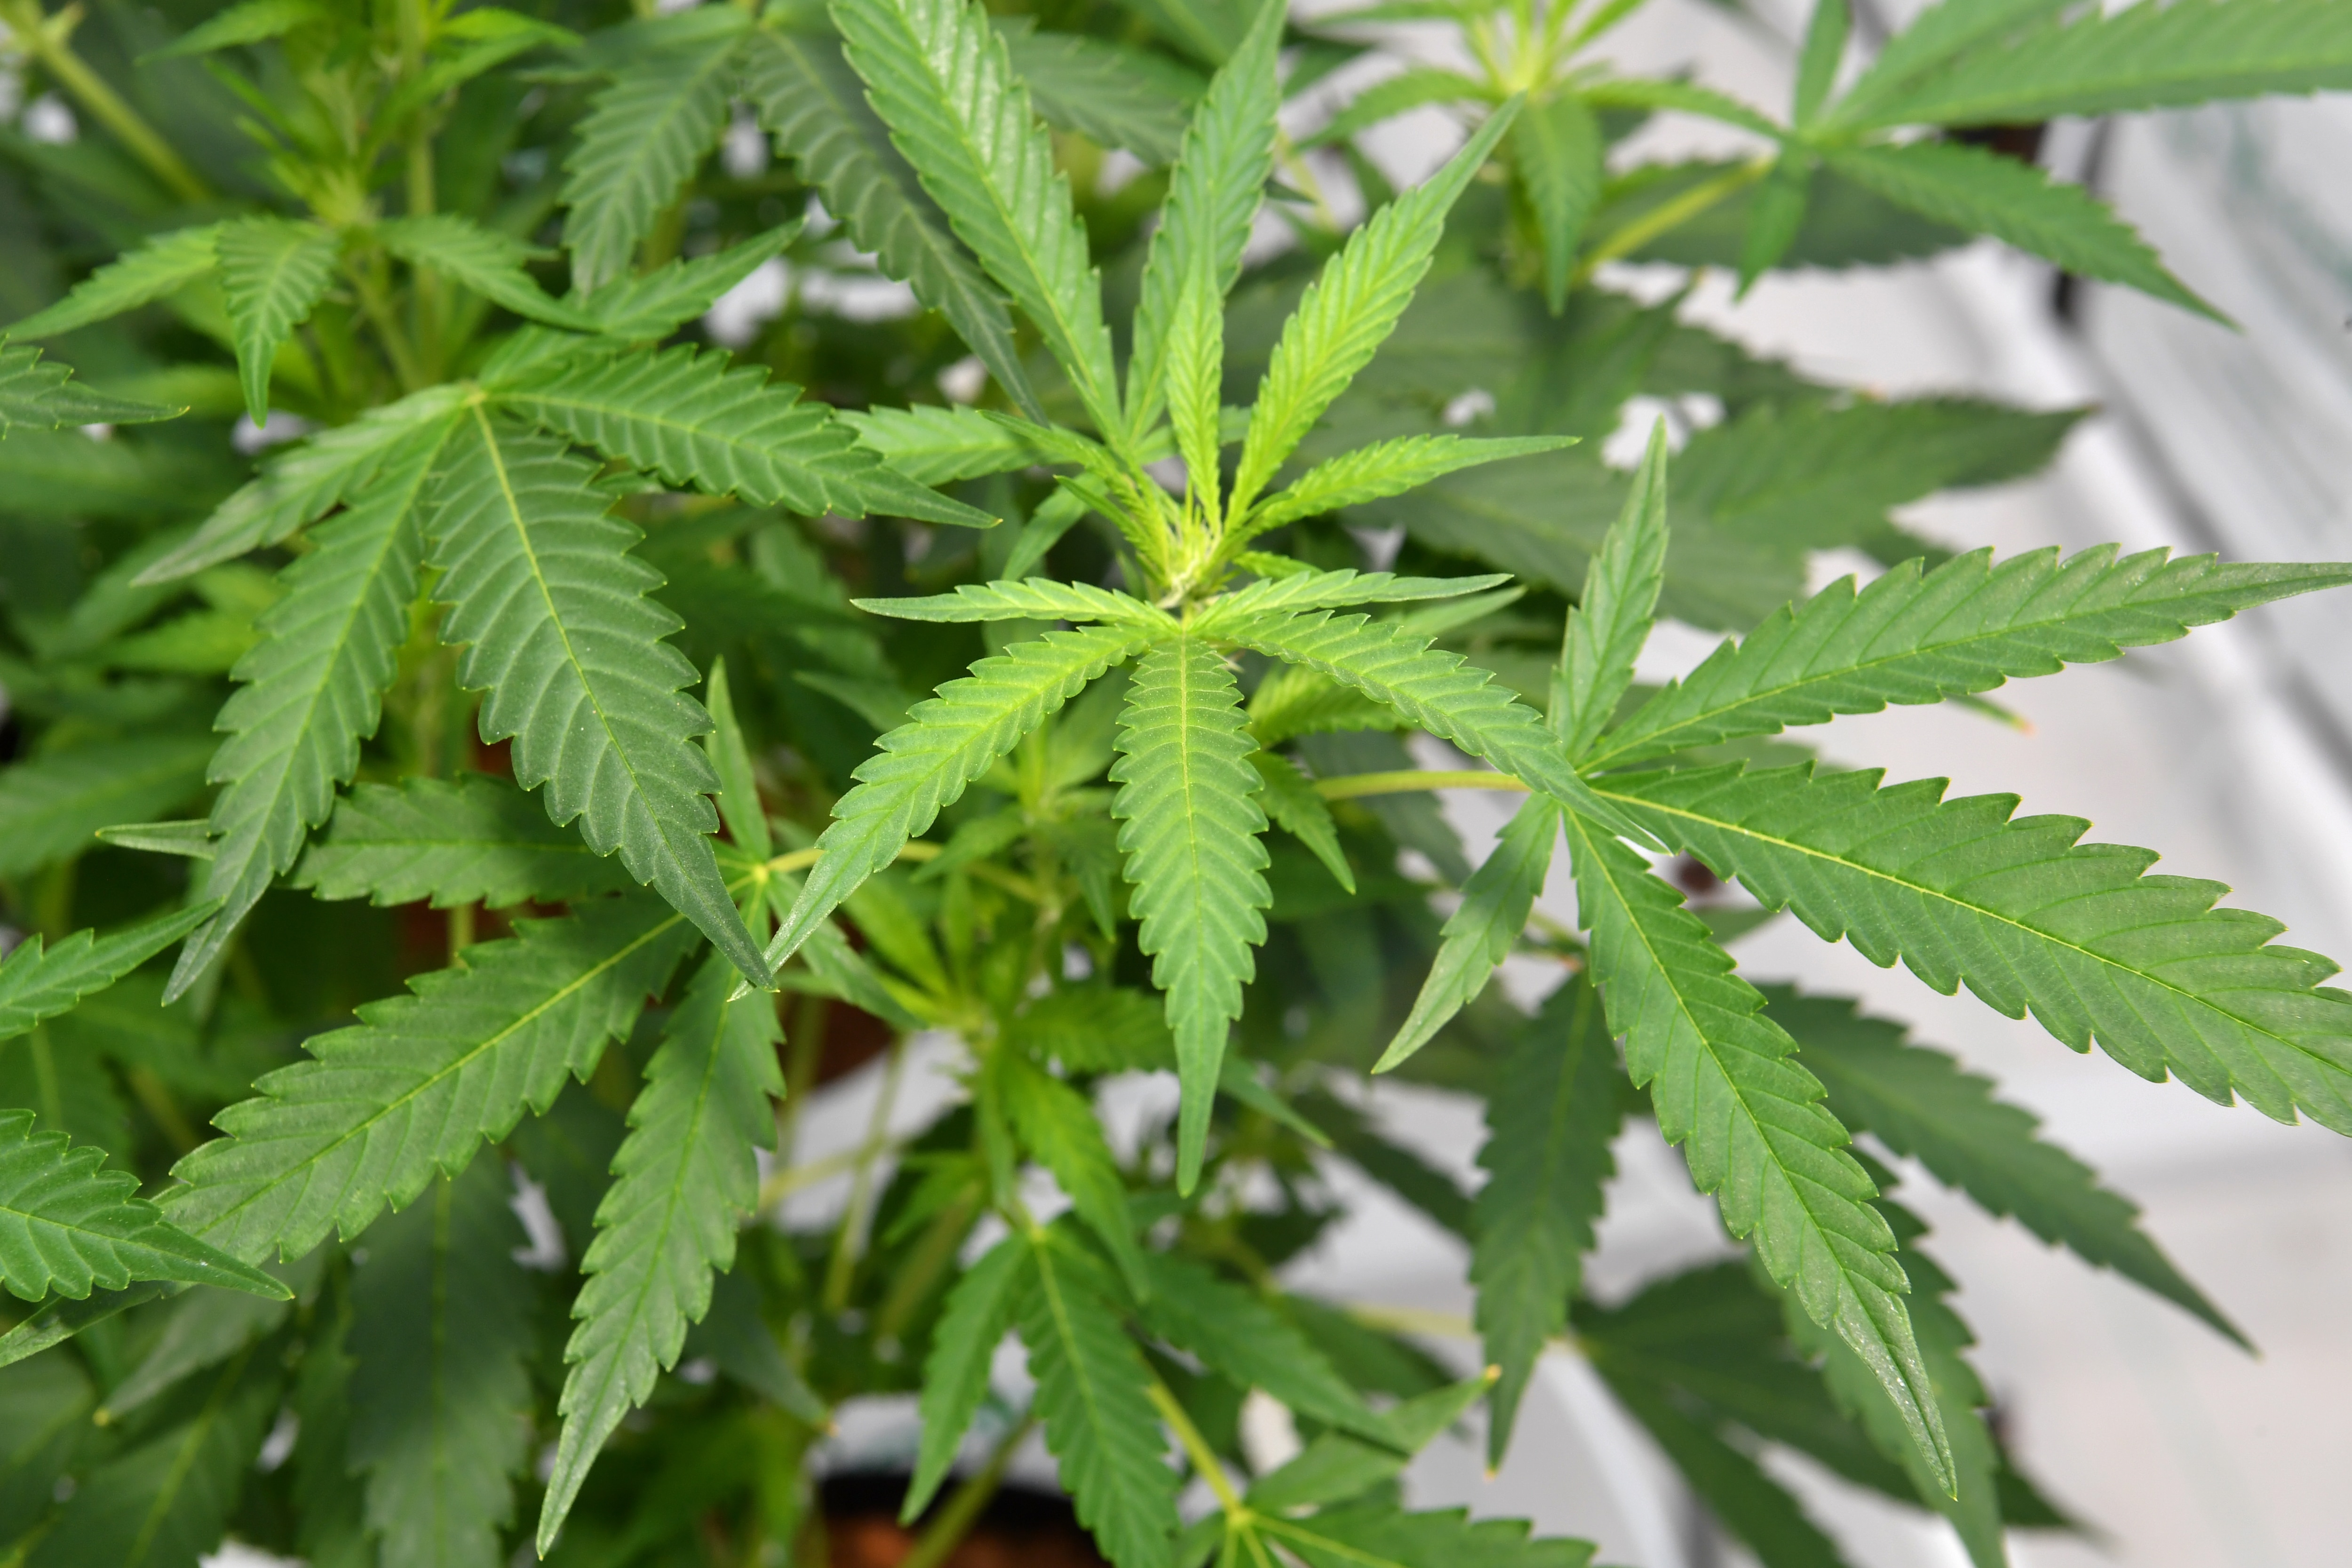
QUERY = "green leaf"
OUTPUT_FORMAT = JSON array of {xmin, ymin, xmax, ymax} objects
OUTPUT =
[
  {"xmin": 1770, "ymin": 985, "xmax": 2240, "ymax": 1343},
  {"xmin": 575, "ymin": 229, "xmax": 793, "ymax": 341},
  {"xmin": 0, "ymin": 343, "xmax": 179, "ymax": 434},
  {"xmin": 168, "ymin": 417, "xmax": 446, "ymax": 1001},
  {"xmin": 143, "ymin": 0, "xmax": 323, "ymax": 60},
  {"xmin": 3, "ymin": 223, "xmax": 221, "ymax": 340},
  {"xmin": 1834, "ymin": 0, "xmax": 2352, "ymax": 129},
  {"xmin": 1247, "ymin": 435, "xmax": 1573, "ymax": 534},
  {"xmin": 494, "ymin": 342, "xmax": 990, "ymax": 528},
  {"xmin": 24, "ymin": 1344, "xmax": 281, "ymax": 1568},
  {"xmin": 425, "ymin": 411, "xmax": 769, "ymax": 987},
  {"xmin": 0, "ymin": 736, "xmax": 215, "ymax": 881},
  {"xmin": 1005, "ymin": 984, "xmax": 1175, "ymax": 1074},
  {"xmin": 1556, "ymin": 420, "xmax": 1668, "ymax": 759},
  {"xmin": 1250, "ymin": 750, "xmax": 1353, "ymax": 892},
  {"xmin": 1018, "ymin": 1236, "xmax": 1180, "ymax": 1568},
  {"xmin": 705, "ymin": 657, "xmax": 772, "ymax": 861},
  {"xmin": 540, "ymin": 954, "xmax": 782, "ymax": 1551},
  {"xmin": 841, "ymin": 402, "xmax": 1058, "ymax": 486},
  {"xmin": 1828, "ymin": 0, "xmax": 2071, "ymax": 128},
  {"xmin": 1376, "ymin": 796, "xmax": 1559, "ymax": 1074},
  {"xmin": 0, "ymin": 905, "xmax": 215, "ymax": 1045},
  {"xmin": 743, "ymin": 31, "xmax": 1042, "ymax": 421},
  {"xmin": 1135, "ymin": 1250, "xmax": 1383, "ymax": 1438},
  {"xmin": 856, "ymin": 577, "xmax": 1170, "ymax": 626},
  {"xmin": 1590, "ymin": 546, "xmax": 2352, "ymax": 768},
  {"xmin": 162, "ymin": 894, "xmax": 699, "ymax": 1265},
  {"xmin": 1305, "ymin": 67, "xmax": 1491, "ymax": 148},
  {"xmin": 97, "ymin": 1268, "xmax": 300, "ymax": 1422},
  {"xmin": 1204, "ymin": 569, "xmax": 1516, "ymax": 621},
  {"xmin": 1111, "ymin": 637, "xmax": 1271, "ymax": 1192},
  {"xmin": 1229, "ymin": 104, "xmax": 1517, "ymax": 517},
  {"xmin": 1246, "ymin": 664, "xmax": 1397, "ymax": 747},
  {"xmin": 1560, "ymin": 813, "xmax": 1953, "ymax": 1492},
  {"xmin": 1471, "ymin": 979, "xmax": 1618, "ymax": 1465},
  {"xmin": 1258, "ymin": 1504, "xmax": 1594, "ymax": 1568},
  {"xmin": 348, "ymin": 1162, "xmax": 536, "ymax": 1568},
  {"xmin": 1599, "ymin": 1377, "xmax": 1856, "ymax": 1568},
  {"xmin": 373, "ymin": 213, "xmax": 597, "ymax": 330},
  {"xmin": 834, "ymin": 0, "xmax": 1124, "ymax": 437},
  {"xmin": 135, "ymin": 384, "xmax": 472, "ymax": 585},
  {"xmin": 1826, "ymin": 141, "xmax": 2217, "ymax": 319},
  {"xmin": 215, "ymin": 215, "xmax": 340, "ymax": 423},
  {"xmin": 763, "ymin": 625, "xmax": 1148, "ymax": 972},
  {"xmin": 1001, "ymin": 1055, "xmax": 1147, "ymax": 1296},
  {"xmin": 0, "ymin": 1110, "xmax": 286, "ymax": 1301},
  {"xmin": 1166, "ymin": 264, "xmax": 1225, "ymax": 530},
  {"xmin": 1793, "ymin": 0, "xmax": 1852, "ymax": 122},
  {"xmin": 95, "ymin": 820, "xmax": 216, "ymax": 858},
  {"xmin": 559, "ymin": 18, "xmax": 747, "ymax": 292},
  {"xmin": 905, "ymin": 1236, "xmax": 1031, "ymax": 1520},
  {"xmin": 1738, "ymin": 158, "xmax": 1814, "ymax": 291},
  {"xmin": 998, "ymin": 19, "xmax": 1206, "ymax": 165},
  {"xmin": 1210, "ymin": 605, "xmax": 1661, "ymax": 850},
  {"xmin": 1515, "ymin": 96, "xmax": 1602, "ymax": 313},
  {"xmin": 1126, "ymin": 0, "xmax": 1282, "ymax": 437},
  {"xmin": 292, "ymin": 775, "xmax": 638, "ymax": 909},
  {"xmin": 1610, "ymin": 759, "xmax": 2352, "ymax": 1139}
]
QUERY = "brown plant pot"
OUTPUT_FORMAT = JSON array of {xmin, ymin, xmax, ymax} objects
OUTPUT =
[{"xmin": 820, "ymin": 1474, "xmax": 1110, "ymax": 1568}]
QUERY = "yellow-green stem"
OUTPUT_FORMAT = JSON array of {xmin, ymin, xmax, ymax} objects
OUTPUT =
[
  {"xmin": 899, "ymin": 1415, "xmax": 1036, "ymax": 1568},
  {"xmin": 1146, "ymin": 1379, "xmax": 1248, "ymax": 1515},
  {"xmin": 1313, "ymin": 768, "xmax": 1531, "ymax": 801},
  {"xmin": 1573, "ymin": 155, "xmax": 1771, "ymax": 284},
  {"xmin": 5, "ymin": 1, "xmax": 210, "ymax": 204}
]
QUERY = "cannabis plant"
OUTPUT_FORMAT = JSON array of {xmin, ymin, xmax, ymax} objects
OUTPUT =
[{"xmin": 1, "ymin": 0, "xmax": 2349, "ymax": 1564}]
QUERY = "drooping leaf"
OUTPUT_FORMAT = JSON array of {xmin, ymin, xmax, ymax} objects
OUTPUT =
[
  {"xmin": 1245, "ymin": 435, "xmax": 1573, "ymax": 534},
  {"xmin": 0, "ymin": 904, "xmax": 217, "ymax": 1045},
  {"xmin": 1471, "ymin": 977, "xmax": 1619, "ymax": 1464},
  {"xmin": 424, "ymin": 411, "xmax": 769, "ymax": 986},
  {"xmin": 1229, "ymin": 104, "xmax": 1517, "ymax": 518},
  {"xmin": 163, "ymin": 894, "xmax": 700, "ymax": 1266},
  {"xmin": 540, "ymin": 954, "xmax": 783, "ymax": 1550},
  {"xmin": 1375, "ymin": 796, "xmax": 1559, "ymax": 1074},
  {"xmin": 0, "ymin": 343, "xmax": 179, "ymax": 434},
  {"xmin": 3, "ymin": 223, "xmax": 222, "ymax": 340},
  {"xmin": 347, "ymin": 1162, "xmax": 537, "ymax": 1568},
  {"xmin": 493, "ymin": 342, "xmax": 993, "ymax": 528},
  {"xmin": 214, "ymin": 215, "xmax": 341, "ymax": 423},
  {"xmin": 559, "ymin": 17, "xmax": 748, "ymax": 292},
  {"xmin": 857, "ymin": 577, "xmax": 1169, "ymax": 626},
  {"xmin": 0, "ymin": 1110, "xmax": 286, "ymax": 1302},
  {"xmin": 1826, "ymin": 141, "xmax": 2217, "ymax": 318},
  {"xmin": 574, "ymin": 229, "xmax": 793, "ymax": 341},
  {"xmin": 1134, "ymin": 1249, "xmax": 1383, "ymax": 1439},
  {"xmin": 1001, "ymin": 1054, "xmax": 1148, "ymax": 1296},
  {"xmin": 1590, "ymin": 547, "xmax": 2352, "ymax": 769},
  {"xmin": 1737, "ymin": 158, "xmax": 1814, "ymax": 292},
  {"xmin": 1555, "ymin": 420, "xmax": 1668, "ymax": 759},
  {"xmin": 834, "ymin": 0, "xmax": 1124, "ymax": 436},
  {"xmin": 904, "ymin": 1236, "xmax": 1031, "ymax": 1520},
  {"xmin": 292, "ymin": 774, "xmax": 638, "ymax": 908},
  {"xmin": 1111, "ymin": 637, "xmax": 1271, "ymax": 1191},
  {"xmin": 1561, "ymin": 814, "xmax": 1953, "ymax": 1492},
  {"xmin": 1514, "ymin": 95, "xmax": 1603, "ymax": 313},
  {"xmin": 168, "ymin": 417, "xmax": 446, "ymax": 1000},
  {"xmin": 1598, "ymin": 1376, "xmax": 1857, "ymax": 1568},
  {"xmin": 1304, "ymin": 66, "xmax": 1491, "ymax": 149},
  {"xmin": 1608, "ymin": 760, "xmax": 2352, "ymax": 1139},
  {"xmin": 373, "ymin": 213, "xmax": 597, "ymax": 330},
  {"xmin": 1249, "ymin": 749, "xmax": 1354, "ymax": 892},
  {"xmin": 0, "ymin": 736, "xmax": 215, "ymax": 881},
  {"xmin": 998, "ymin": 18, "xmax": 1206, "ymax": 166},
  {"xmin": 742, "ymin": 30, "xmax": 1041, "ymax": 419},
  {"xmin": 763, "ymin": 624, "xmax": 1148, "ymax": 972}
]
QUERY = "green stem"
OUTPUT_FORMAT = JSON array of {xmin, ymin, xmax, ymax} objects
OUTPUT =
[
  {"xmin": 1312, "ymin": 768, "xmax": 1531, "ymax": 801},
  {"xmin": 873, "ymin": 1184, "xmax": 981, "ymax": 1346},
  {"xmin": 898, "ymin": 1414, "xmax": 1035, "ymax": 1568},
  {"xmin": 1146, "ymin": 1379, "xmax": 1248, "ymax": 1515},
  {"xmin": 821, "ymin": 1032, "xmax": 908, "ymax": 1313},
  {"xmin": 1573, "ymin": 155, "xmax": 1772, "ymax": 284},
  {"xmin": 348, "ymin": 259, "xmax": 429, "ymax": 393},
  {"xmin": 5, "ymin": 0, "xmax": 210, "ymax": 204}
]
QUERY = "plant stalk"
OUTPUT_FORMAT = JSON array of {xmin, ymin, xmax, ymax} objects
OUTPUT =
[
  {"xmin": 3, "ymin": 0, "xmax": 210, "ymax": 204},
  {"xmin": 1573, "ymin": 155, "xmax": 1772, "ymax": 284},
  {"xmin": 1313, "ymin": 768, "xmax": 1532, "ymax": 801}
]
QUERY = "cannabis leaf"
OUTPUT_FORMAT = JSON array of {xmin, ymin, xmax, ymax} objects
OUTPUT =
[
  {"xmin": 1555, "ymin": 422, "xmax": 1669, "ymax": 758},
  {"xmin": 1377, "ymin": 797, "xmax": 1559, "ymax": 1073},
  {"xmin": 292, "ymin": 775, "xmax": 638, "ymax": 908},
  {"xmin": 0, "ymin": 344, "xmax": 178, "ymax": 434},
  {"xmin": 1515, "ymin": 95, "xmax": 1604, "ymax": 313},
  {"xmin": 905, "ymin": 1236, "xmax": 1030, "ymax": 1520},
  {"xmin": 0, "ymin": 905, "xmax": 217, "ymax": 1044},
  {"xmin": 858, "ymin": 578, "xmax": 1171, "ymax": 627},
  {"xmin": 1002, "ymin": 1054, "xmax": 1149, "ymax": 1296},
  {"xmin": 3, "ymin": 224, "xmax": 222, "ymax": 340},
  {"xmin": 373, "ymin": 214, "xmax": 596, "ymax": 330},
  {"xmin": 1255, "ymin": 1504, "xmax": 1593, "ymax": 1568},
  {"xmin": 215, "ymin": 216, "xmax": 341, "ymax": 423},
  {"xmin": 1244, "ymin": 434, "xmax": 1573, "ymax": 534},
  {"xmin": 575, "ymin": 230, "xmax": 791, "ymax": 342},
  {"xmin": 0, "ymin": 736, "xmax": 216, "ymax": 881}
]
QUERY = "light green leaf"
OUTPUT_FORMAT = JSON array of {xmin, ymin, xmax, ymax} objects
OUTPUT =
[
  {"xmin": 1229, "ymin": 104, "xmax": 1518, "ymax": 518},
  {"xmin": 1828, "ymin": 0, "xmax": 2071, "ymax": 128},
  {"xmin": 1107, "ymin": 0, "xmax": 1253, "ymax": 65},
  {"xmin": 215, "ymin": 216, "xmax": 340, "ymax": 424},
  {"xmin": 575, "ymin": 229, "xmax": 793, "ymax": 341},
  {"xmin": 1258, "ymin": 1504, "xmax": 1594, "ymax": 1568},
  {"xmin": 1834, "ymin": 0, "xmax": 2352, "ymax": 129},
  {"xmin": 0, "ymin": 1110, "xmax": 286, "ymax": 1302},
  {"xmin": 291, "ymin": 775, "xmax": 637, "ymax": 909},
  {"xmin": 763, "ymin": 625, "xmax": 1148, "ymax": 973},
  {"xmin": 1555, "ymin": 421, "xmax": 1669, "ymax": 758},
  {"xmin": 373, "ymin": 213, "xmax": 598, "ymax": 329},
  {"xmin": 1166, "ymin": 264, "xmax": 1225, "ymax": 529},
  {"xmin": 1247, "ymin": 435, "xmax": 1572, "ymax": 534},
  {"xmin": 0, "ymin": 343, "xmax": 180, "ymax": 435},
  {"xmin": 1111, "ymin": 637, "xmax": 1271, "ymax": 1192},
  {"xmin": 1609, "ymin": 759, "xmax": 2352, "ymax": 1139},
  {"xmin": 1005, "ymin": 984, "xmax": 1176, "ymax": 1075},
  {"xmin": 1793, "ymin": 0, "xmax": 1853, "ymax": 123},
  {"xmin": 1561, "ymin": 814, "xmax": 1952, "ymax": 1492},
  {"xmin": 1305, "ymin": 67, "xmax": 1492, "ymax": 148},
  {"xmin": 1515, "ymin": 96, "xmax": 1603, "ymax": 313},
  {"xmin": 1826, "ymin": 141, "xmax": 2217, "ymax": 319},
  {"xmin": 560, "ymin": 18, "xmax": 748, "ymax": 292},
  {"xmin": 905, "ymin": 1236, "xmax": 1031, "ymax": 1520},
  {"xmin": 540, "ymin": 954, "xmax": 783, "ymax": 1551},
  {"xmin": 1019, "ymin": 1236, "xmax": 1179, "ymax": 1568},
  {"xmin": 841, "ymin": 402, "xmax": 1058, "ymax": 486},
  {"xmin": 493, "ymin": 342, "xmax": 992, "ymax": 527},
  {"xmin": 1590, "ymin": 546, "xmax": 2352, "ymax": 768},
  {"xmin": 135, "ymin": 384, "xmax": 471, "ymax": 585},
  {"xmin": 743, "ymin": 30, "xmax": 1042, "ymax": 420},
  {"xmin": 1738, "ymin": 158, "xmax": 1814, "ymax": 290},
  {"xmin": 705, "ymin": 657, "xmax": 772, "ymax": 861},
  {"xmin": 1200, "ymin": 568, "xmax": 1515, "ymax": 622},
  {"xmin": 1250, "ymin": 749, "xmax": 1354, "ymax": 892},
  {"xmin": 0, "ymin": 736, "xmax": 215, "ymax": 881},
  {"xmin": 856, "ymin": 578, "xmax": 1169, "ymax": 626},
  {"xmin": 998, "ymin": 19, "xmax": 1206, "ymax": 165},
  {"xmin": 1580, "ymin": 75, "xmax": 1784, "ymax": 138},
  {"xmin": 1001, "ymin": 1055, "xmax": 1148, "ymax": 1296},
  {"xmin": 95, "ymin": 820, "xmax": 217, "ymax": 858},
  {"xmin": 143, "ymin": 0, "xmax": 323, "ymax": 59},
  {"xmin": 1136, "ymin": 1249, "xmax": 1384, "ymax": 1439},
  {"xmin": 1471, "ymin": 978, "xmax": 1619, "ymax": 1465},
  {"xmin": 1246, "ymin": 663, "xmax": 1397, "ymax": 747},
  {"xmin": 169, "ymin": 417, "xmax": 447, "ymax": 1001},
  {"xmin": 4, "ymin": 224, "xmax": 222, "ymax": 340},
  {"xmin": 1126, "ymin": 0, "xmax": 1282, "ymax": 437},
  {"xmin": 163, "ymin": 894, "xmax": 699, "ymax": 1265},
  {"xmin": 348, "ymin": 1162, "xmax": 536, "ymax": 1568},
  {"xmin": 425, "ymin": 411, "xmax": 769, "ymax": 987},
  {"xmin": 834, "ymin": 0, "xmax": 1124, "ymax": 437},
  {"xmin": 1375, "ymin": 796, "xmax": 1559, "ymax": 1074},
  {"xmin": 0, "ymin": 905, "xmax": 217, "ymax": 1045}
]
